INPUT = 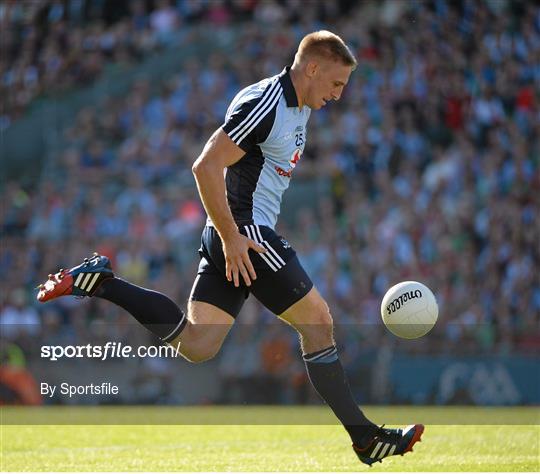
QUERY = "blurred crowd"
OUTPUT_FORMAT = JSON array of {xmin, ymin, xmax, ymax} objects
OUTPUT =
[
  {"xmin": 0, "ymin": 0, "xmax": 264, "ymax": 129},
  {"xmin": 1, "ymin": 0, "xmax": 539, "ymax": 405}
]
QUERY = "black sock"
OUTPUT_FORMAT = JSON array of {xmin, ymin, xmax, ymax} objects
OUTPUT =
[
  {"xmin": 95, "ymin": 277, "xmax": 186, "ymax": 342},
  {"xmin": 304, "ymin": 345, "xmax": 377, "ymax": 448}
]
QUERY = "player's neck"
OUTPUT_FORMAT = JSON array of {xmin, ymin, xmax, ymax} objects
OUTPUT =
[{"xmin": 289, "ymin": 66, "xmax": 304, "ymax": 109}]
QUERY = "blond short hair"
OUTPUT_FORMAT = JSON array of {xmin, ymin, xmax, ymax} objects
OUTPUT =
[{"xmin": 295, "ymin": 30, "xmax": 357, "ymax": 69}]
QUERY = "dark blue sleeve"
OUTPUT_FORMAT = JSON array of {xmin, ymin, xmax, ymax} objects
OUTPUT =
[{"xmin": 222, "ymin": 90, "xmax": 278, "ymax": 152}]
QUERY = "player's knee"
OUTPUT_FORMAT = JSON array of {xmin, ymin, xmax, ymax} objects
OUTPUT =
[
  {"xmin": 311, "ymin": 304, "xmax": 334, "ymax": 329},
  {"xmin": 182, "ymin": 343, "xmax": 221, "ymax": 364},
  {"xmin": 185, "ymin": 352, "xmax": 216, "ymax": 364},
  {"xmin": 177, "ymin": 318, "xmax": 229, "ymax": 363},
  {"xmin": 297, "ymin": 305, "xmax": 333, "ymax": 339}
]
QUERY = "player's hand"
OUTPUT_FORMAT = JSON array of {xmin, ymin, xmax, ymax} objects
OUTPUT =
[{"xmin": 222, "ymin": 232, "xmax": 266, "ymax": 287}]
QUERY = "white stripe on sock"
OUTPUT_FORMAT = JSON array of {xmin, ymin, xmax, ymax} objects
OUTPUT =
[
  {"xmin": 304, "ymin": 346, "xmax": 336, "ymax": 362},
  {"xmin": 162, "ymin": 313, "xmax": 186, "ymax": 342}
]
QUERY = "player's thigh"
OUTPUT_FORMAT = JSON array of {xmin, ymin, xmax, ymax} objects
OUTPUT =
[
  {"xmin": 191, "ymin": 228, "xmax": 250, "ymax": 319},
  {"xmin": 278, "ymin": 287, "xmax": 335, "ymax": 353},
  {"xmin": 279, "ymin": 286, "xmax": 334, "ymax": 330},
  {"xmin": 245, "ymin": 225, "xmax": 314, "ymax": 314},
  {"xmin": 169, "ymin": 229, "xmax": 249, "ymax": 360},
  {"xmin": 186, "ymin": 299, "xmax": 235, "ymax": 344},
  {"xmin": 183, "ymin": 267, "xmax": 247, "ymax": 348}
]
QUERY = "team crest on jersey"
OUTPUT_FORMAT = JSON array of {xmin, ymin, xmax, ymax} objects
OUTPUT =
[
  {"xmin": 275, "ymin": 148, "xmax": 302, "ymax": 178},
  {"xmin": 289, "ymin": 148, "xmax": 302, "ymax": 168}
]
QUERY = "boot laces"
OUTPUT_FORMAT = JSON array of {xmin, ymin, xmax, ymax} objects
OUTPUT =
[{"xmin": 375, "ymin": 425, "xmax": 402, "ymax": 445}]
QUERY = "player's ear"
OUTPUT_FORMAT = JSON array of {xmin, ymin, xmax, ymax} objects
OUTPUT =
[{"xmin": 305, "ymin": 60, "xmax": 318, "ymax": 78}]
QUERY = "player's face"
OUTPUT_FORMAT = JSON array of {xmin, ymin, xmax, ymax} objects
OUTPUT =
[{"xmin": 305, "ymin": 58, "xmax": 352, "ymax": 110}]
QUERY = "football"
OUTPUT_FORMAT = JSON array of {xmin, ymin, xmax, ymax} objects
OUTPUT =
[{"xmin": 381, "ymin": 281, "xmax": 439, "ymax": 339}]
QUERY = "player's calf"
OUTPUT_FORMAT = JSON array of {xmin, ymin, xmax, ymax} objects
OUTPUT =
[{"xmin": 279, "ymin": 287, "xmax": 377, "ymax": 447}]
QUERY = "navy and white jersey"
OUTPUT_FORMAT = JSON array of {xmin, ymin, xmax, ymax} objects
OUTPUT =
[{"xmin": 210, "ymin": 67, "xmax": 311, "ymax": 230}]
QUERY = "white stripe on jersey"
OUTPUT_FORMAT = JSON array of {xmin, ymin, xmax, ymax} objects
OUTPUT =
[
  {"xmin": 228, "ymin": 78, "xmax": 278, "ymax": 137},
  {"xmin": 225, "ymin": 76, "xmax": 273, "ymax": 120},
  {"xmin": 229, "ymin": 79, "xmax": 281, "ymax": 142},
  {"xmin": 234, "ymin": 85, "xmax": 282, "ymax": 145}
]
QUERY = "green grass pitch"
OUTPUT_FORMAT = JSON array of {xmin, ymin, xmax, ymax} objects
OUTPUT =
[{"xmin": 1, "ymin": 406, "xmax": 539, "ymax": 471}]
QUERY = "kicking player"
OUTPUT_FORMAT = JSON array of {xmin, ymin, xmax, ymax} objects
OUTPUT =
[{"xmin": 37, "ymin": 30, "xmax": 423, "ymax": 465}]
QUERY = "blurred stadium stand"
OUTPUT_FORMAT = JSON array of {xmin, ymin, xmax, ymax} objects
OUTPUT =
[{"xmin": 1, "ymin": 0, "xmax": 538, "ymax": 407}]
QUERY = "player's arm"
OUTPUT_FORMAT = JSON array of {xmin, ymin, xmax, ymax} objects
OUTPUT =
[{"xmin": 192, "ymin": 128, "xmax": 266, "ymax": 287}]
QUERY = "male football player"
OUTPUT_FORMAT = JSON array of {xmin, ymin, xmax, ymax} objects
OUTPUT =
[{"xmin": 37, "ymin": 30, "xmax": 423, "ymax": 465}]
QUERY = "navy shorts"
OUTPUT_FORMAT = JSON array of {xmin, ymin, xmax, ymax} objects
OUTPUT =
[{"xmin": 190, "ymin": 225, "xmax": 313, "ymax": 317}]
